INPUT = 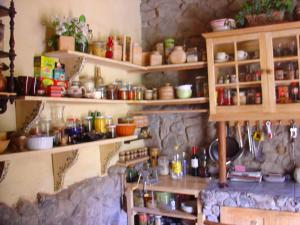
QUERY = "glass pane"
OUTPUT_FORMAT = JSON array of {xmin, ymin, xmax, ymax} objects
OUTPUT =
[
  {"xmin": 216, "ymin": 87, "xmax": 237, "ymax": 106},
  {"xmin": 214, "ymin": 43, "xmax": 234, "ymax": 63},
  {"xmin": 239, "ymin": 63, "xmax": 261, "ymax": 82},
  {"xmin": 273, "ymin": 36, "xmax": 297, "ymax": 57},
  {"xmin": 237, "ymin": 40, "xmax": 260, "ymax": 60},
  {"xmin": 274, "ymin": 61, "xmax": 298, "ymax": 81},
  {"xmin": 240, "ymin": 87, "xmax": 262, "ymax": 105},
  {"xmin": 215, "ymin": 66, "xmax": 236, "ymax": 85}
]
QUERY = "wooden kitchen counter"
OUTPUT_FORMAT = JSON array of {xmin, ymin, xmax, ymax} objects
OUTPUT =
[{"xmin": 126, "ymin": 175, "xmax": 210, "ymax": 197}]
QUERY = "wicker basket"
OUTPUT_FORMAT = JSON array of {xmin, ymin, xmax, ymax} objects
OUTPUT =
[{"xmin": 245, "ymin": 11, "xmax": 285, "ymax": 27}]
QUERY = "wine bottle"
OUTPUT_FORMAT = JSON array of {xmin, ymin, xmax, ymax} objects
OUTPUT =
[{"xmin": 191, "ymin": 146, "xmax": 199, "ymax": 176}]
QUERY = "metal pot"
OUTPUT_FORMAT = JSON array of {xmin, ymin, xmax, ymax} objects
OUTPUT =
[{"xmin": 208, "ymin": 123, "xmax": 244, "ymax": 165}]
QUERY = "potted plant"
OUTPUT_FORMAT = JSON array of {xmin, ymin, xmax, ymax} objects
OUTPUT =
[
  {"xmin": 235, "ymin": 0, "xmax": 293, "ymax": 27},
  {"xmin": 48, "ymin": 15, "xmax": 90, "ymax": 53}
]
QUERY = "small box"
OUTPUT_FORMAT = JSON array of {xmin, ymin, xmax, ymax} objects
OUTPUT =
[{"xmin": 34, "ymin": 56, "xmax": 58, "ymax": 79}]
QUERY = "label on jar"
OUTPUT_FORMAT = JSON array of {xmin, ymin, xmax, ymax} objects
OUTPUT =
[
  {"xmin": 191, "ymin": 158, "xmax": 199, "ymax": 168},
  {"xmin": 171, "ymin": 161, "xmax": 182, "ymax": 174}
]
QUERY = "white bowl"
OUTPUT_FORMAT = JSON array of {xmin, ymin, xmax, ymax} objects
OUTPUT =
[
  {"xmin": 27, "ymin": 136, "xmax": 54, "ymax": 150},
  {"xmin": 181, "ymin": 202, "xmax": 194, "ymax": 214},
  {"xmin": 176, "ymin": 84, "xmax": 192, "ymax": 90}
]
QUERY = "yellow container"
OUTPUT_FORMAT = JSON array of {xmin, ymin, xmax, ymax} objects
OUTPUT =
[
  {"xmin": 100, "ymin": 116, "xmax": 107, "ymax": 133},
  {"xmin": 94, "ymin": 116, "xmax": 102, "ymax": 133}
]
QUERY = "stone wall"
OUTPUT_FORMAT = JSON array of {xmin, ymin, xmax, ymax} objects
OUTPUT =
[{"xmin": 0, "ymin": 168, "xmax": 126, "ymax": 225}]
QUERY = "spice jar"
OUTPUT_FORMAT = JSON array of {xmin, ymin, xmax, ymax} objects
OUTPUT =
[
  {"xmin": 291, "ymin": 82, "xmax": 299, "ymax": 102},
  {"xmin": 152, "ymin": 88, "xmax": 158, "ymax": 100},
  {"xmin": 92, "ymin": 41, "xmax": 106, "ymax": 57},
  {"xmin": 145, "ymin": 89, "xmax": 153, "ymax": 100},
  {"xmin": 133, "ymin": 191, "xmax": 145, "ymax": 207},
  {"xmin": 135, "ymin": 87, "xmax": 144, "ymax": 100},
  {"xmin": 105, "ymin": 116, "xmax": 113, "ymax": 126},
  {"xmin": 224, "ymin": 88, "xmax": 231, "ymax": 105},
  {"xmin": 217, "ymin": 88, "xmax": 225, "ymax": 106},
  {"xmin": 128, "ymin": 88, "xmax": 135, "ymax": 100},
  {"xmin": 150, "ymin": 148, "xmax": 159, "ymax": 167},
  {"xmin": 94, "ymin": 116, "xmax": 102, "ymax": 133},
  {"xmin": 84, "ymin": 116, "xmax": 93, "ymax": 133},
  {"xmin": 230, "ymin": 74, "xmax": 237, "ymax": 83},
  {"xmin": 107, "ymin": 124, "xmax": 116, "ymax": 138},
  {"xmin": 158, "ymin": 156, "xmax": 169, "ymax": 175},
  {"xmin": 106, "ymin": 84, "xmax": 118, "ymax": 100},
  {"xmin": 255, "ymin": 92, "xmax": 262, "ymax": 104},
  {"xmin": 118, "ymin": 87, "xmax": 128, "ymax": 100},
  {"xmin": 186, "ymin": 47, "xmax": 198, "ymax": 63},
  {"xmin": 240, "ymin": 91, "xmax": 246, "ymax": 105}
]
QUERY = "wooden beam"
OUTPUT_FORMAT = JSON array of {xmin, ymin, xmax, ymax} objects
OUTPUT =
[{"xmin": 217, "ymin": 122, "xmax": 227, "ymax": 187}]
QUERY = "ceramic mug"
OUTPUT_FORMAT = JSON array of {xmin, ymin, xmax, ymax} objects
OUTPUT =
[
  {"xmin": 215, "ymin": 52, "xmax": 229, "ymax": 61},
  {"xmin": 237, "ymin": 50, "xmax": 248, "ymax": 60}
]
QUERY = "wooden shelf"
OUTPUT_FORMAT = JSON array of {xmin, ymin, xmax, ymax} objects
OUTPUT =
[
  {"xmin": 117, "ymin": 156, "xmax": 149, "ymax": 167},
  {"xmin": 17, "ymin": 96, "xmax": 209, "ymax": 106},
  {"xmin": 145, "ymin": 62, "xmax": 207, "ymax": 72},
  {"xmin": 0, "ymin": 5, "xmax": 9, "ymax": 17},
  {"xmin": 239, "ymin": 81, "xmax": 262, "ymax": 88},
  {"xmin": 214, "ymin": 61, "xmax": 235, "ymax": 67},
  {"xmin": 126, "ymin": 175, "xmax": 208, "ymax": 197},
  {"xmin": 45, "ymin": 50, "xmax": 207, "ymax": 73},
  {"xmin": 275, "ymin": 79, "xmax": 299, "ymax": 85},
  {"xmin": 237, "ymin": 58, "xmax": 260, "ymax": 65},
  {"xmin": 0, "ymin": 135, "xmax": 138, "ymax": 161},
  {"xmin": 130, "ymin": 109, "xmax": 208, "ymax": 115},
  {"xmin": 45, "ymin": 50, "xmax": 146, "ymax": 72},
  {"xmin": 128, "ymin": 97, "xmax": 208, "ymax": 106},
  {"xmin": 133, "ymin": 207, "xmax": 197, "ymax": 220},
  {"xmin": 215, "ymin": 83, "xmax": 237, "ymax": 88},
  {"xmin": 274, "ymin": 56, "xmax": 298, "ymax": 62},
  {"xmin": 0, "ymin": 92, "xmax": 16, "ymax": 96}
]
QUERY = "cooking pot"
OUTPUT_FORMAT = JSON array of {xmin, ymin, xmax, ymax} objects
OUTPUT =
[{"xmin": 208, "ymin": 123, "xmax": 244, "ymax": 165}]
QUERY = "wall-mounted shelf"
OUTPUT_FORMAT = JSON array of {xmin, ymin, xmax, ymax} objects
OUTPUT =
[
  {"xmin": 45, "ymin": 50, "xmax": 207, "ymax": 73},
  {"xmin": 117, "ymin": 156, "xmax": 149, "ymax": 167},
  {"xmin": 133, "ymin": 207, "xmax": 197, "ymax": 220},
  {"xmin": 0, "ymin": 135, "xmax": 137, "ymax": 161},
  {"xmin": 17, "ymin": 96, "xmax": 209, "ymax": 106},
  {"xmin": 130, "ymin": 109, "xmax": 208, "ymax": 115}
]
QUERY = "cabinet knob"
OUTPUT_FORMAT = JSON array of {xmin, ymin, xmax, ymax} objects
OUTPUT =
[{"xmin": 250, "ymin": 221, "xmax": 258, "ymax": 225}]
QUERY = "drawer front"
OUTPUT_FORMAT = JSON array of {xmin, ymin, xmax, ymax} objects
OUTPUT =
[{"xmin": 220, "ymin": 207, "xmax": 269, "ymax": 225}]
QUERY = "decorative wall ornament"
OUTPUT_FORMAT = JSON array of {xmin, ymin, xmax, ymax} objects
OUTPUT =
[
  {"xmin": 0, "ymin": 161, "xmax": 10, "ymax": 183},
  {"xmin": 21, "ymin": 101, "xmax": 45, "ymax": 134},
  {"xmin": 68, "ymin": 56, "xmax": 86, "ymax": 83},
  {"xmin": 52, "ymin": 150, "xmax": 79, "ymax": 191}
]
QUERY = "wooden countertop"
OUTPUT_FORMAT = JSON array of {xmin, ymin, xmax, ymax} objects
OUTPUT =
[{"xmin": 126, "ymin": 175, "xmax": 210, "ymax": 197}]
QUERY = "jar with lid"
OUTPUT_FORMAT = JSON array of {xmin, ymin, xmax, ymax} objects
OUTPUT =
[
  {"xmin": 291, "ymin": 82, "xmax": 299, "ymax": 102},
  {"xmin": 217, "ymin": 88, "xmax": 224, "ymax": 106},
  {"xmin": 164, "ymin": 38, "xmax": 175, "ymax": 63},
  {"xmin": 152, "ymin": 88, "xmax": 158, "ymax": 100},
  {"xmin": 154, "ymin": 215, "xmax": 162, "ymax": 225},
  {"xmin": 240, "ymin": 91, "xmax": 246, "ymax": 105},
  {"xmin": 118, "ymin": 87, "xmax": 128, "ymax": 100},
  {"xmin": 186, "ymin": 47, "xmax": 198, "ymax": 63},
  {"xmin": 94, "ymin": 116, "xmax": 102, "ymax": 133},
  {"xmin": 169, "ymin": 46, "xmax": 187, "ymax": 64},
  {"xmin": 127, "ymin": 87, "xmax": 135, "ymax": 100},
  {"xmin": 158, "ymin": 156, "xmax": 169, "ymax": 175},
  {"xmin": 94, "ymin": 85, "xmax": 106, "ymax": 99},
  {"xmin": 223, "ymin": 88, "xmax": 231, "ymax": 105},
  {"xmin": 150, "ymin": 51, "xmax": 163, "ymax": 66},
  {"xmin": 119, "ymin": 152, "xmax": 125, "ymax": 162},
  {"xmin": 84, "ymin": 116, "xmax": 93, "ymax": 133},
  {"xmin": 170, "ymin": 147, "xmax": 183, "ymax": 180},
  {"xmin": 135, "ymin": 87, "xmax": 144, "ymax": 100},
  {"xmin": 255, "ymin": 92, "xmax": 262, "ymax": 104},
  {"xmin": 107, "ymin": 124, "xmax": 116, "ymax": 138},
  {"xmin": 65, "ymin": 118, "xmax": 77, "ymax": 143},
  {"xmin": 133, "ymin": 190, "xmax": 145, "ymax": 207},
  {"xmin": 247, "ymin": 89, "xmax": 256, "ymax": 104},
  {"xmin": 106, "ymin": 84, "xmax": 118, "ymax": 100},
  {"xmin": 145, "ymin": 89, "xmax": 153, "ymax": 100},
  {"xmin": 195, "ymin": 76, "xmax": 206, "ymax": 97},
  {"xmin": 92, "ymin": 41, "xmax": 106, "ymax": 57}
]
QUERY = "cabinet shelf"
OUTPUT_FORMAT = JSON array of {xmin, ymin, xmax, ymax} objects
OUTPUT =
[
  {"xmin": 116, "ymin": 156, "xmax": 149, "ymax": 167},
  {"xmin": 0, "ymin": 135, "xmax": 137, "ymax": 161},
  {"xmin": 239, "ymin": 81, "xmax": 262, "ymax": 88},
  {"xmin": 214, "ymin": 61, "xmax": 235, "ymax": 67},
  {"xmin": 237, "ymin": 58, "xmax": 260, "ymax": 65},
  {"xmin": 45, "ymin": 50, "xmax": 207, "ymax": 73},
  {"xmin": 133, "ymin": 207, "xmax": 197, "ymax": 220},
  {"xmin": 275, "ymin": 79, "xmax": 299, "ymax": 85},
  {"xmin": 274, "ymin": 56, "xmax": 298, "ymax": 62}
]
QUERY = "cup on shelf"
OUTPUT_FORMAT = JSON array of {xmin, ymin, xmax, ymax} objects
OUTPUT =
[
  {"xmin": 237, "ymin": 50, "xmax": 248, "ymax": 61},
  {"xmin": 215, "ymin": 52, "xmax": 229, "ymax": 62}
]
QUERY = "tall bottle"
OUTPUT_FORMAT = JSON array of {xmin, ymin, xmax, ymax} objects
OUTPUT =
[
  {"xmin": 191, "ymin": 146, "xmax": 199, "ymax": 176},
  {"xmin": 199, "ymin": 148, "xmax": 210, "ymax": 178}
]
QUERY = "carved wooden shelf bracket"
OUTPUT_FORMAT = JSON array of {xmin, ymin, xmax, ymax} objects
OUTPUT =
[
  {"xmin": 52, "ymin": 150, "xmax": 79, "ymax": 191},
  {"xmin": 101, "ymin": 142, "xmax": 122, "ymax": 174},
  {"xmin": 21, "ymin": 101, "xmax": 45, "ymax": 134},
  {"xmin": 0, "ymin": 161, "xmax": 10, "ymax": 183}
]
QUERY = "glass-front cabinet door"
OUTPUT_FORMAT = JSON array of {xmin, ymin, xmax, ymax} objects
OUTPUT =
[
  {"xmin": 266, "ymin": 29, "xmax": 300, "ymax": 113},
  {"xmin": 207, "ymin": 33, "xmax": 268, "ymax": 120}
]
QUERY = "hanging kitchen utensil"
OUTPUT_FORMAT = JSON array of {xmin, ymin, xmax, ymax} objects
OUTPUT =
[
  {"xmin": 253, "ymin": 121, "xmax": 264, "ymax": 161},
  {"xmin": 246, "ymin": 121, "xmax": 255, "ymax": 157},
  {"xmin": 290, "ymin": 120, "xmax": 297, "ymax": 167},
  {"xmin": 208, "ymin": 123, "xmax": 243, "ymax": 165},
  {"xmin": 266, "ymin": 121, "xmax": 273, "ymax": 139}
]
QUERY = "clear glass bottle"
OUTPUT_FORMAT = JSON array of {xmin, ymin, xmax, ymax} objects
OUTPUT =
[{"xmin": 170, "ymin": 145, "xmax": 183, "ymax": 180}]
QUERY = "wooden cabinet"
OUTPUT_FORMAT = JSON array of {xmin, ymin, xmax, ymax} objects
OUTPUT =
[
  {"xmin": 125, "ymin": 175, "xmax": 208, "ymax": 225},
  {"xmin": 221, "ymin": 207, "xmax": 300, "ymax": 225},
  {"xmin": 203, "ymin": 21, "xmax": 300, "ymax": 122}
]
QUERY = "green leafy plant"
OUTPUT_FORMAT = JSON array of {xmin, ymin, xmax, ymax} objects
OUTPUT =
[
  {"xmin": 48, "ymin": 15, "xmax": 89, "ymax": 49},
  {"xmin": 235, "ymin": 0, "xmax": 293, "ymax": 26}
]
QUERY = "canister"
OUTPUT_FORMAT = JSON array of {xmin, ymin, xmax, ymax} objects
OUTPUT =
[
  {"xmin": 94, "ymin": 116, "xmax": 102, "ymax": 133},
  {"xmin": 107, "ymin": 124, "xmax": 116, "ymax": 138}
]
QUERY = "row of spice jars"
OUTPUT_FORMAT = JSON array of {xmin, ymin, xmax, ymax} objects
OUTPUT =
[
  {"xmin": 277, "ymin": 82, "xmax": 300, "ymax": 104},
  {"xmin": 119, "ymin": 147, "xmax": 148, "ymax": 162},
  {"xmin": 218, "ymin": 71, "xmax": 261, "ymax": 84},
  {"xmin": 217, "ymin": 88, "xmax": 262, "ymax": 106}
]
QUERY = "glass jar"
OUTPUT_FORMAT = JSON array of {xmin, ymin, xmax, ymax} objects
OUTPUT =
[
  {"xmin": 51, "ymin": 105, "xmax": 65, "ymax": 129},
  {"xmin": 152, "ymin": 88, "xmax": 158, "ymax": 100},
  {"xmin": 94, "ymin": 116, "xmax": 102, "ymax": 133},
  {"xmin": 118, "ymin": 87, "xmax": 128, "ymax": 100},
  {"xmin": 217, "ymin": 88, "xmax": 224, "ymax": 106},
  {"xmin": 240, "ymin": 92, "xmax": 246, "ymax": 105},
  {"xmin": 84, "ymin": 116, "xmax": 93, "ymax": 133},
  {"xmin": 94, "ymin": 85, "xmax": 106, "ymax": 99},
  {"xmin": 133, "ymin": 190, "xmax": 145, "ymax": 207},
  {"xmin": 195, "ymin": 76, "xmax": 206, "ymax": 97},
  {"xmin": 186, "ymin": 47, "xmax": 198, "ymax": 63},
  {"xmin": 105, "ymin": 116, "xmax": 113, "ymax": 126},
  {"xmin": 145, "ymin": 89, "xmax": 153, "ymax": 100},
  {"xmin": 40, "ymin": 118, "xmax": 52, "ymax": 136},
  {"xmin": 170, "ymin": 153, "xmax": 183, "ymax": 180},
  {"xmin": 106, "ymin": 84, "xmax": 118, "ymax": 100},
  {"xmin": 93, "ymin": 41, "xmax": 106, "ymax": 57},
  {"xmin": 135, "ymin": 87, "xmax": 144, "ymax": 100},
  {"xmin": 107, "ymin": 124, "xmax": 116, "ymax": 138},
  {"xmin": 255, "ymin": 92, "xmax": 262, "ymax": 104},
  {"xmin": 158, "ymin": 156, "xmax": 169, "ymax": 175}
]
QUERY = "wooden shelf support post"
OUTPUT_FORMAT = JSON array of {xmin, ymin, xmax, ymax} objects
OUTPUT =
[{"xmin": 217, "ymin": 121, "xmax": 227, "ymax": 187}]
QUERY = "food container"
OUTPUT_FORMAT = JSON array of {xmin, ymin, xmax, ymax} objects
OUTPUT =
[
  {"xmin": 150, "ymin": 51, "xmax": 163, "ymax": 66},
  {"xmin": 150, "ymin": 148, "xmax": 159, "ymax": 167},
  {"xmin": 106, "ymin": 84, "xmax": 118, "ymax": 100},
  {"xmin": 169, "ymin": 46, "xmax": 187, "ymax": 64},
  {"xmin": 145, "ymin": 89, "xmax": 153, "ymax": 100},
  {"xmin": 210, "ymin": 18, "xmax": 236, "ymax": 31},
  {"xmin": 176, "ymin": 84, "xmax": 192, "ymax": 99},
  {"xmin": 195, "ymin": 76, "xmax": 206, "ymax": 97},
  {"xmin": 118, "ymin": 117, "xmax": 134, "ymax": 124},
  {"xmin": 92, "ymin": 41, "xmax": 106, "ymax": 57},
  {"xmin": 138, "ymin": 213, "xmax": 148, "ymax": 225},
  {"xmin": 158, "ymin": 156, "xmax": 169, "ymax": 175},
  {"xmin": 134, "ymin": 87, "xmax": 144, "ymax": 100},
  {"xmin": 152, "ymin": 88, "xmax": 158, "ymax": 100},
  {"xmin": 94, "ymin": 86, "xmax": 106, "ymax": 99},
  {"xmin": 27, "ymin": 136, "xmax": 54, "ymax": 150},
  {"xmin": 133, "ymin": 190, "xmax": 145, "ymax": 207},
  {"xmin": 159, "ymin": 83, "xmax": 175, "ymax": 100},
  {"xmin": 118, "ymin": 87, "xmax": 128, "ymax": 100},
  {"xmin": 107, "ymin": 124, "xmax": 116, "ymax": 138},
  {"xmin": 116, "ymin": 124, "xmax": 136, "ymax": 136},
  {"xmin": 186, "ymin": 47, "xmax": 198, "ymax": 63},
  {"xmin": 164, "ymin": 38, "xmax": 175, "ymax": 63}
]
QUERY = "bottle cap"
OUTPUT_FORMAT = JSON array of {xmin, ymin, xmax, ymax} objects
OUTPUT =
[{"xmin": 192, "ymin": 146, "xmax": 197, "ymax": 154}]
